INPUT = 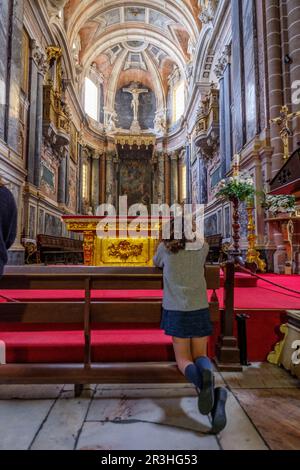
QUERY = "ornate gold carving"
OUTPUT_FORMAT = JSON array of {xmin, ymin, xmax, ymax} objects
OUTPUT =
[
  {"xmin": 267, "ymin": 324, "xmax": 288, "ymax": 365},
  {"xmin": 195, "ymin": 83, "xmax": 219, "ymax": 159},
  {"xmin": 270, "ymin": 105, "xmax": 300, "ymax": 161},
  {"xmin": 43, "ymin": 46, "xmax": 70, "ymax": 146},
  {"xmin": 63, "ymin": 217, "xmax": 161, "ymax": 267},
  {"xmin": 107, "ymin": 240, "xmax": 144, "ymax": 261},
  {"xmin": 114, "ymin": 134, "xmax": 156, "ymax": 149},
  {"xmin": 83, "ymin": 231, "xmax": 95, "ymax": 266},
  {"xmin": 246, "ymin": 200, "xmax": 266, "ymax": 272}
]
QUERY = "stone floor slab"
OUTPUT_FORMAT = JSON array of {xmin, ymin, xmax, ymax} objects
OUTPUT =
[
  {"xmin": 87, "ymin": 396, "xmax": 211, "ymax": 434},
  {"xmin": 0, "ymin": 400, "xmax": 53, "ymax": 450},
  {"xmin": 30, "ymin": 397, "xmax": 91, "ymax": 450},
  {"xmin": 76, "ymin": 421, "xmax": 219, "ymax": 451},
  {"xmin": 218, "ymin": 390, "xmax": 268, "ymax": 450}
]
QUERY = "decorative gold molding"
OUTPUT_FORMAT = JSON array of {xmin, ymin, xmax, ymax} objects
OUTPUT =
[
  {"xmin": 267, "ymin": 324, "xmax": 288, "ymax": 366},
  {"xmin": 114, "ymin": 134, "xmax": 156, "ymax": 149}
]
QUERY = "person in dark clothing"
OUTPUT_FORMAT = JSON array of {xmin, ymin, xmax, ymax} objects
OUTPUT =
[{"xmin": 0, "ymin": 180, "xmax": 17, "ymax": 276}]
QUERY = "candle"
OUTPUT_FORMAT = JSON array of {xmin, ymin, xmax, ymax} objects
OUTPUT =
[
  {"xmin": 234, "ymin": 154, "xmax": 240, "ymax": 167},
  {"xmin": 0, "ymin": 340, "xmax": 6, "ymax": 364}
]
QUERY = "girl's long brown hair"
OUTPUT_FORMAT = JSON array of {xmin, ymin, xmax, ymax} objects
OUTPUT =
[{"xmin": 162, "ymin": 218, "xmax": 186, "ymax": 254}]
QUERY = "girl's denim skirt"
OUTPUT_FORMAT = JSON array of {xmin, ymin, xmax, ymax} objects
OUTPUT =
[{"xmin": 160, "ymin": 307, "xmax": 213, "ymax": 338}]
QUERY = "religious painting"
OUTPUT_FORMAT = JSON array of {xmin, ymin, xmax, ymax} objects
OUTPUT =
[
  {"xmin": 119, "ymin": 159, "xmax": 152, "ymax": 209},
  {"xmin": 239, "ymin": 201, "xmax": 248, "ymax": 239},
  {"xmin": 29, "ymin": 205, "xmax": 36, "ymax": 240},
  {"xmin": 40, "ymin": 157, "xmax": 57, "ymax": 200},
  {"xmin": 224, "ymin": 205, "xmax": 231, "ymax": 239},
  {"xmin": 38, "ymin": 209, "xmax": 45, "ymax": 234},
  {"xmin": 204, "ymin": 213, "xmax": 218, "ymax": 237},
  {"xmin": 45, "ymin": 213, "xmax": 62, "ymax": 237},
  {"xmin": 70, "ymin": 123, "xmax": 78, "ymax": 163}
]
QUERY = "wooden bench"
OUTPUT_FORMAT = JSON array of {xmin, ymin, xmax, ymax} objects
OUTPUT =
[
  {"xmin": 36, "ymin": 234, "xmax": 83, "ymax": 265},
  {"xmin": 0, "ymin": 265, "xmax": 229, "ymax": 390}
]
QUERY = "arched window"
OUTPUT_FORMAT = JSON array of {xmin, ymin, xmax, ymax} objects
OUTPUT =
[
  {"xmin": 173, "ymin": 81, "xmax": 185, "ymax": 123},
  {"xmin": 84, "ymin": 77, "xmax": 99, "ymax": 121}
]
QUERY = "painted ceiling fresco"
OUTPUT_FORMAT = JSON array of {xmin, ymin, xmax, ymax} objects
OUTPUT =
[{"xmin": 63, "ymin": 1, "xmax": 202, "ymax": 122}]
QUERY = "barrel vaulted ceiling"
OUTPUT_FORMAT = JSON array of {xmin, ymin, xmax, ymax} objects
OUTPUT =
[{"xmin": 60, "ymin": 1, "xmax": 203, "ymax": 114}]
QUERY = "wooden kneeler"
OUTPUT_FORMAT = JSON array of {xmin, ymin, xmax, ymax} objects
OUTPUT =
[{"xmin": 0, "ymin": 265, "xmax": 223, "ymax": 393}]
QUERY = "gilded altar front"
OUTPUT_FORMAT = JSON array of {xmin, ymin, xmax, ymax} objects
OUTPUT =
[{"xmin": 62, "ymin": 216, "xmax": 160, "ymax": 267}]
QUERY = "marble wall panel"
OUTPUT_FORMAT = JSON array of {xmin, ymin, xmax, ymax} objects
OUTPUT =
[
  {"xmin": 231, "ymin": 0, "xmax": 245, "ymax": 152},
  {"xmin": 0, "ymin": 0, "xmax": 10, "ymax": 139},
  {"xmin": 242, "ymin": 0, "xmax": 259, "ymax": 141},
  {"xmin": 7, "ymin": 0, "xmax": 24, "ymax": 152}
]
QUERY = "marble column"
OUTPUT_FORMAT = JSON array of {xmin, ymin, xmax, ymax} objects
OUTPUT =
[
  {"xmin": 219, "ymin": 76, "xmax": 226, "ymax": 177},
  {"xmin": 77, "ymin": 144, "xmax": 83, "ymax": 214},
  {"xmin": 157, "ymin": 153, "xmax": 165, "ymax": 204},
  {"xmin": 287, "ymin": 0, "xmax": 300, "ymax": 147},
  {"xmin": 100, "ymin": 153, "xmax": 106, "ymax": 204},
  {"xmin": 170, "ymin": 152, "xmax": 179, "ymax": 205},
  {"xmin": 34, "ymin": 64, "xmax": 46, "ymax": 187},
  {"xmin": 25, "ymin": 41, "xmax": 47, "ymax": 186},
  {"xmin": 105, "ymin": 153, "xmax": 115, "ymax": 205},
  {"xmin": 91, "ymin": 153, "xmax": 100, "ymax": 210},
  {"xmin": 6, "ymin": 0, "xmax": 24, "ymax": 152},
  {"xmin": 266, "ymin": 0, "xmax": 284, "ymax": 175},
  {"xmin": 58, "ymin": 151, "xmax": 67, "ymax": 205},
  {"xmin": 164, "ymin": 153, "xmax": 171, "ymax": 206}
]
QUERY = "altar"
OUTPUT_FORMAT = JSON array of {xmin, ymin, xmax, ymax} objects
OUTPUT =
[{"xmin": 62, "ymin": 216, "xmax": 161, "ymax": 267}]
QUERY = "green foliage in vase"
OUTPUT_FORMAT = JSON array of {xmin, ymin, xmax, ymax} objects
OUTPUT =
[{"xmin": 216, "ymin": 176, "xmax": 255, "ymax": 202}]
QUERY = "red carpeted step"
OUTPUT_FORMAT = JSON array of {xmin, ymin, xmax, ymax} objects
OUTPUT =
[
  {"xmin": 220, "ymin": 272, "xmax": 258, "ymax": 288},
  {"xmin": 0, "ymin": 323, "xmax": 174, "ymax": 364}
]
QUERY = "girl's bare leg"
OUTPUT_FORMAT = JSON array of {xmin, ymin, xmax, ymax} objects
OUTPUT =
[
  {"xmin": 172, "ymin": 337, "xmax": 193, "ymax": 375},
  {"xmin": 191, "ymin": 337, "xmax": 209, "ymax": 361}
]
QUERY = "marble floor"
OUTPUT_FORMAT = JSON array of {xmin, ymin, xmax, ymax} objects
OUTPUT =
[{"xmin": 0, "ymin": 363, "xmax": 299, "ymax": 450}]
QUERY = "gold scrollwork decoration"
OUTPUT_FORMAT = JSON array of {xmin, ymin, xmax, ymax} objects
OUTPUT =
[{"xmin": 267, "ymin": 324, "xmax": 288, "ymax": 366}]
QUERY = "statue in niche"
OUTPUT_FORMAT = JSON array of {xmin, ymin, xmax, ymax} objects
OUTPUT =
[
  {"xmin": 106, "ymin": 110, "xmax": 118, "ymax": 132},
  {"xmin": 154, "ymin": 110, "xmax": 167, "ymax": 135}
]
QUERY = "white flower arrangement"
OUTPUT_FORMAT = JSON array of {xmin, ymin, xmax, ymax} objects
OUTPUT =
[{"xmin": 263, "ymin": 194, "xmax": 296, "ymax": 215}]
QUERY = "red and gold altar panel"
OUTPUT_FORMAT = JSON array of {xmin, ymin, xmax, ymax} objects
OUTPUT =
[{"xmin": 62, "ymin": 216, "xmax": 161, "ymax": 267}]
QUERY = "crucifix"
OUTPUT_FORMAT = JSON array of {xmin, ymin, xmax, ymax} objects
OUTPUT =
[
  {"xmin": 123, "ymin": 83, "xmax": 149, "ymax": 132},
  {"xmin": 270, "ymin": 105, "xmax": 300, "ymax": 160}
]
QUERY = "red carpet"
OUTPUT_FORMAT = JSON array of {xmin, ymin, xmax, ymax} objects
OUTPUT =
[{"xmin": 0, "ymin": 273, "xmax": 299, "ymax": 364}]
